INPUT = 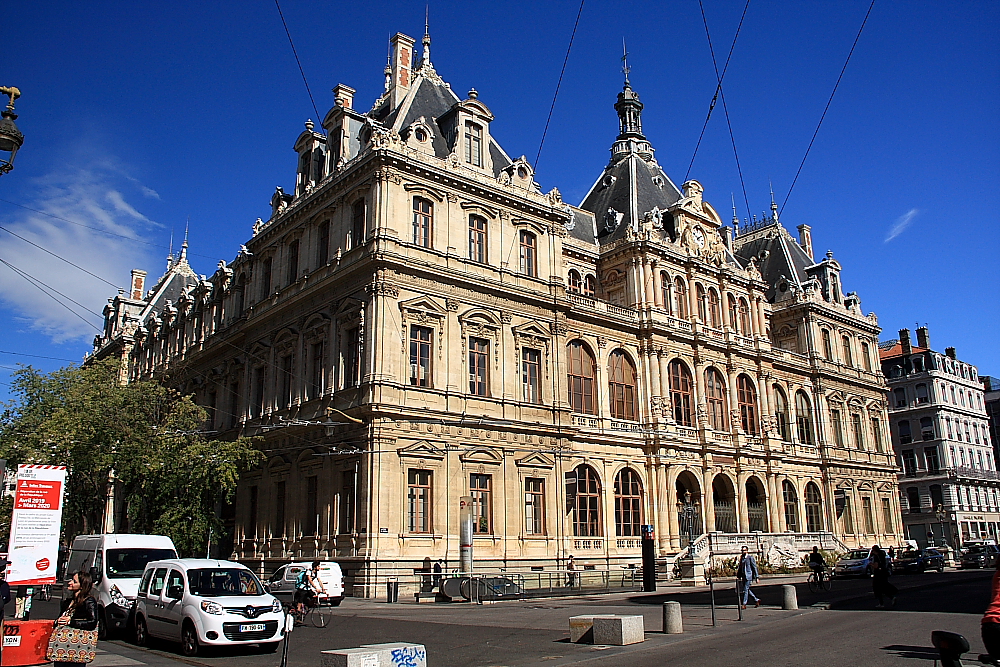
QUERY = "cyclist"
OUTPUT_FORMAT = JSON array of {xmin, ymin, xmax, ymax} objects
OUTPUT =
[
  {"xmin": 293, "ymin": 561, "xmax": 326, "ymax": 617},
  {"xmin": 809, "ymin": 546, "xmax": 827, "ymax": 582}
]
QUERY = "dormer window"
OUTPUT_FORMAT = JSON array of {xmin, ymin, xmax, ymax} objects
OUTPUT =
[{"xmin": 465, "ymin": 122, "xmax": 483, "ymax": 167}]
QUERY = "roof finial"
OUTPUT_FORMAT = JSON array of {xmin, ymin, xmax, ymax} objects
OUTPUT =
[
  {"xmin": 384, "ymin": 34, "xmax": 392, "ymax": 92},
  {"xmin": 422, "ymin": 4, "xmax": 432, "ymax": 67},
  {"xmin": 769, "ymin": 179, "xmax": 779, "ymax": 222},
  {"xmin": 179, "ymin": 217, "xmax": 189, "ymax": 262},
  {"xmin": 731, "ymin": 193, "xmax": 739, "ymax": 230},
  {"xmin": 167, "ymin": 228, "xmax": 174, "ymax": 271},
  {"xmin": 621, "ymin": 38, "xmax": 631, "ymax": 86}
]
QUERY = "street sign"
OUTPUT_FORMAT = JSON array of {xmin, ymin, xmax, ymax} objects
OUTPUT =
[{"xmin": 6, "ymin": 465, "xmax": 67, "ymax": 585}]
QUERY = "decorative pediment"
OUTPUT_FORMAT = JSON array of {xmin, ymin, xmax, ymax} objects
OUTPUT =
[
  {"xmin": 513, "ymin": 321, "xmax": 551, "ymax": 342},
  {"xmin": 515, "ymin": 452, "xmax": 554, "ymax": 469},
  {"xmin": 459, "ymin": 447, "xmax": 503, "ymax": 466},
  {"xmin": 400, "ymin": 295, "xmax": 448, "ymax": 319},
  {"xmin": 396, "ymin": 441, "xmax": 446, "ymax": 461},
  {"xmin": 458, "ymin": 308, "xmax": 501, "ymax": 329},
  {"xmin": 403, "ymin": 182, "xmax": 446, "ymax": 202},
  {"xmin": 460, "ymin": 200, "xmax": 499, "ymax": 220},
  {"xmin": 511, "ymin": 217, "xmax": 547, "ymax": 235}
]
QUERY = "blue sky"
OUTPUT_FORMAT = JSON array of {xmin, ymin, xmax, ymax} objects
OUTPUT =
[{"xmin": 1, "ymin": 0, "xmax": 998, "ymax": 400}]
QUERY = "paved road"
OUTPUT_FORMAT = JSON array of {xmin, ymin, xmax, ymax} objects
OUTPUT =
[{"xmin": 25, "ymin": 568, "xmax": 998, "ymax": 667}]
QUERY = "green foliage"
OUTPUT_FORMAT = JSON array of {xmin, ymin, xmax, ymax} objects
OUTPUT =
[{"xmin": 0, "ymin": 358, "xmax": 263, "ymax": 555}]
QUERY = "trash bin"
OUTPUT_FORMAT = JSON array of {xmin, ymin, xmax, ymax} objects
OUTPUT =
[
  {"xmin": 386, "ymin": 577, "xmax": 399, "ymax": 603},
  {"xmin": 2, "ymin": 620, "xmax": 54, "ymax": 666}
]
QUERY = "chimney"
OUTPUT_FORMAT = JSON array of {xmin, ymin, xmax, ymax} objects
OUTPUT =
[
  {"xmin": 797, "ymin": 224, "xmax": 813, "ymax": 261},
  {"xmin": 721, "ymin": 226, "xmax": 732, "ymax": 251},
  {"xmin": 130, "ymin": 269, "xmax": 147, "ymax": 300},
  {"xmin": 332, "ymin": 84, "xmax": 355, "ymax": 110},
  {"xmin": 946, "ymin": 347, "xmax": 957, "ymax": 360},
  {"xmin": 389, "ymin": 33, "xmax": 416, "ymax": 109},
  {"xmin": 899, "ymin": 328, "xmax": 912, "ymax": 355},
  {"xmin": 916, "ymin": 326, "xmax": 930, "ymax": 349}
]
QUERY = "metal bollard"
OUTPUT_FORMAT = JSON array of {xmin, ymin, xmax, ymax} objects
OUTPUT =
[
  {"xmin": 782, "ymin": 584, "xmax": 798, "ymax": 610},
  {"xmin": 662, "ymin": 601, "xmax": 683, "ymax": 634}
]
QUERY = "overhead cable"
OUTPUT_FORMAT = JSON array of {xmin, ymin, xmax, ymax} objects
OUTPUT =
[
  {"xmin": 533, "ymin": 0, "xmax": 586, "ymax": 172},
  {"xmin": 274, "ymin": 0, "xmax": 322, "ymax": 122},
  {"xmin": 0, "ymin": 350, "xmax": 78, "ymax": 362},
  {"xmin": 0, "ymin": 257, "xmax": 102, "ymax": 332},
  {"xmin": 0, "ymin": 224, "xmax": 122, "ymax": 290}
]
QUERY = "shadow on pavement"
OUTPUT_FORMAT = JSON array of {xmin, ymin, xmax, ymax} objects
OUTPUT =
[{"xmin": 881, "ymin": 644, "xmax": 940, "ymax": 661}]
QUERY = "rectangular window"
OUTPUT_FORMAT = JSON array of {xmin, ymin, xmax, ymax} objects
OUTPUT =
[
  {"xmin": 275, "ymin": 481, "xmax": 286, "ymax": 537},
  {"xmin": 851, "ymin": 413, "xmax": 864, "ymax": 449},
  {"xmin": 229, "ymin": 381, "xmax": 240, "ymax": 429},
  {"xmin": 340, "ymin": 468, "xmax": 356, "ymax": 534},
  {"xmin": 351, "ymin": 201, "xmax": 366, "ymax": 250},
  {"xmin": 469, "ymin": 216, "xmax": 487, "ymax": 263},
  {"xmin": 882, "ymin": 498, "xmax": 893, "ymax": 533},
  {"xmin": 521, "ymin": 347, "xmax": 541, "ymax": 404},
  {"xmin": 343, "ymin": 326, "xmax": 360, "ymax": 388},
  {"xmin": 902, "ymin": 449, "xmax": 917, "ymax": 476},
  {"xmin": 831, "ymin": 409, "xmax": 844, "ymax": 446},
  {"xmin": 286, "ymin": 239, "xmax": 299, "ymax": 285},
  {"xmin": 842, "ymin": 336, "xmax": 853, "ymax": 367},
  {"xmin": 279, "ymin": 354, "xmax": 293, "ymax": 409},
  {"xmin": 407, "ymin": 469, "xmax": 432, "ymax": 533},
  {"xmin": 862, "ymin": 342, "xmax": 872, "ymax": 371},
  {"xmin": 309, "ymin": 341, "xmax": 325, "ymax": 400},
  {"xmin": 317, "ymin": 220, "xmax": 330, "ymax": 266},
  {"xmin": 305, "ymin": 475, "xmax": 318, "ymax": 536},
  {"xmin": 252, "ymin": 367, "xmax": 266, "ymax": 417},
  {"xmin": 464, "ymin": 122, "xmax": 482, "ymax": 166},
  {"xmin": 898, "ymin": 420, "xmax": 912, "ymax": 444},
  {"xmin": 409, "ymin": 325, "xmax": 433, "ymax": 387},
  {"xmin": 519, "ymin": 231, "xmax": 537, "ymax": 277},
  {"xmin": 524, "ymin": 478, "xmax": 545, "ymax": 535},
  {"xmin": 872, "ymin": 418, "xmax": 883, "ymax": 452},
  {"xmin": 469, "ymin": 337, "xmax": 489, "ymax": 396},
  {"xmin": 412, "ymin": 198, "xmax": 433, "ymax": 248},
  {"xmin": 925, "ymin": 446, "xmax": 941, "ymax": 472},
  {"xmin": 862, "ymin": 496, "xmax": 875, "ymax": 534},
  {"xmin": 260, "ymin": 257, "xmax": 272, "ymax": 301},
  {"xmin": 842, "ymin": 496, "xmax": 855, "ymax": 534},
  {"xmin": 471, "ymin": 473, "xmax": 492, "ymax": 534},
  {"xmin": 248, "ymin": 486, "xmax": 258, "ymax": 539}
]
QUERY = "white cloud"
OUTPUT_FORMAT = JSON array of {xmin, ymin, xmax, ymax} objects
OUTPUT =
[
  {"xmin": 885, "ymin": 208, "xmax": 918, "ymax": 243},
  {"xmin": 0, "ymin": 160, "xmax": 159, "ymax": 343}
]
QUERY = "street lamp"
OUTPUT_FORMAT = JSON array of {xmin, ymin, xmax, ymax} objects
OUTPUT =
[
  {"xmin": 0, "ymin": 87, "xmax": 23, "ymax": 175},
  {"xmin": 935, "ymin": 504, "xmax": 947, "ymax": 548}
]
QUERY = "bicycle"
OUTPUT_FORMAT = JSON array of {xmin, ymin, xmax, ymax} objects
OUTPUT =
[
  {"xmin": 284, "ymin": 596, "xmax": 332, "ymax": 628},
  {"xmin": 807, "ymin": 567, "xmax": 833, "ymax": 592}
]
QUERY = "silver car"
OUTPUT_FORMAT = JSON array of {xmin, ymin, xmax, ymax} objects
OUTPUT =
[{"xmin": 834, "ymin": 548, "xmax": 875, "ymax": 577}]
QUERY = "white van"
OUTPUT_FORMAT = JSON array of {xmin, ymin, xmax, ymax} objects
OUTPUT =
[
  {"xmin": 267, "ymin": 561, "xmax": 344, "ymax": 606},
  {"xmin": 63, "ymin": 534, "xmax": 177, "ymax": 637}
]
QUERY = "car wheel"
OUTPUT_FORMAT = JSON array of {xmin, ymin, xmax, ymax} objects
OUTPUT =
[
  {"xmin": 181, "ymin": 622, "xmax": 200, "ymax": 657},
  {"xmin": 938, "ymin": 565, "xmax": 945, "ymax": 573},
  {"xmin": 134, "ymin": 615, "xmax": 148, "ymax": 647},
  {"xmin": 258, "ymin": 642, "xmax": 281, "ymax": 653}
]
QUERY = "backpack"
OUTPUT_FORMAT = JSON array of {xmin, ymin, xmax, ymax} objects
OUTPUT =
[{"xmin": 295, "ymin": 569, "xmax": 310, "ymax": 590}]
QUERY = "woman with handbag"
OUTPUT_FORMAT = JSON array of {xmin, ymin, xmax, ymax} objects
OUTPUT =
[{"xmin": 47, "ymin": 570, "xmax": 99, "ymax": 664}]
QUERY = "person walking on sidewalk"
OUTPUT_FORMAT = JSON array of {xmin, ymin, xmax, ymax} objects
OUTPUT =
[
  {"xmin": 737, "ymin": 546, "xmax": 761, "ymax": 609},
  {"xmin": 981, "ymin": 549, "xmax": 1000, "ymax": 660},
  {"xmin": 871, "ymin": 545, "xmax": 897, "ymax": 608}
]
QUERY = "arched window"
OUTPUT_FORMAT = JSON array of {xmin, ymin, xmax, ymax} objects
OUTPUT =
[
  {"xmin": 737, "ymin": 375, "xmax": 758, "ymax": 435},
  {"xmin": 608, "ymin": 350, "xmax": 638, "ymax": 420},
  {"xmin": 774, "ymin": 386, "xmax": 790, "ymax": 441},
  {"xmin": 696, "ymin": 284, "xmax": 708, "ymax": 322},
  {"xmin": 614, "ymin": 468, "xmax": 643, "ymax": 536},
  {"xmin": 519, "ymin": 230, "xmax": 538, "ymax": 277},
  {"xmin": 583, "ymin": 275, "xmax": 596, "ymax": 297},
  {"xmin": 739, "ymin": 297, "xmax": 751, "ymax": 334},
  {"xmin": 804, "ymin": 482, "xmax": 823, "ymax": 532},
  {"xmin": 567, "ymin": 341, "xmax": 596, "ymax": 415},
  {"xmin": 727, "ymin": 294, "xmax": 739, "ymax": 331},
  {"xmin": 841, "ymin": 335, "xmax": 853, "ymax": 367},
  {"xmin": 351, "ymin": 199, "xmax": 366, "ymax": 250},
  {"xmin": 795, "ymin": 391, "xmax": 814, "ymax": 444},
  {"xmin": 567, "ymin": 270, "xmax": 582, "ymax": 294},
  {"xmin": 570, "ymin": 465, "xmax": 602, "ymax": 537},
  {"xmin": 704, "ymin": 368, "xmax": 728, "ymax": 430},
  {"xmin": 412, "ymin": 197, "xmax": 433, "ymax": 247},
  {"xmin": 669, "ymin": 360, "xmax": 694, "ymax": 427},
  {"xmin": 660, "ymin": 272, "xmax": 672, "ymax": 314},
  {"xmin": 674, "ymin": 277, "xmax": 689, "ymax": 319},
  {"xmin": 708, "ymin": 288, "xmax": 721, "ymax": 328},
  {"xmin": 782, "ymin": 480, "xmax": 799, "ymax": 532}
]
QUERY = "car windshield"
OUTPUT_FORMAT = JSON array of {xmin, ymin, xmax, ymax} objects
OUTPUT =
[
  {"xmin": 106, "ymin": 549, "xmax": 177, "ymax": 579},
  {"xmin": 846, "ymin": 550, "xmax": 870, "ymax": 560},
  {"xmin": 968, "ymin": 545, "xmax": 991, "ymax": 554},
  {"xmin": 187, "ymin": 568, "xmax": 264, "ymax": 597},
  {"xmin": 899, "ymin": 550, "xmax": 920, "ymax": 559}
]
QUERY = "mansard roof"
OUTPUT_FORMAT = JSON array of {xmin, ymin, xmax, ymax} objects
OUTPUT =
[{"xmin": 732, "ymin": 220, "xmax": 814, "ymax": 299}]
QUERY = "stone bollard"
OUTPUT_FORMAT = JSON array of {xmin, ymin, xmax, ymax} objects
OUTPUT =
[
  {"xmin": 662, "ymin": 601, "xmax": 683, "ymax": 634},
  {"xmin": 782, "ymin": 584, "xmax": 798, "ymax": 610},
  {"xmin": 321, "ymin": 643, "xmax": 426, "ymax": 667}
]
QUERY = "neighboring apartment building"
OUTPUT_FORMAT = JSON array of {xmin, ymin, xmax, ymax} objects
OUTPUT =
[
  {"xmin": 91, "ymin": 28, "xmax": 901, "ymax": 596},
  {"xmin": 880, "ymin": 328, "xmax": 998, "ymax": 548},
  {"xmin": 984, "ymin": 376, "xmax": 1000, "ymax": 466}
]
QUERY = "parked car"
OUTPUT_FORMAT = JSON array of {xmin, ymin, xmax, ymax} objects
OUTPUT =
[
  {"xmin": 63, "ymin": 534, "xmax": 177, "ymax": 638},
  {"xmin": 833, "ymin": 548, "xmax": 875, "ymax": 577},
  {"xmin": 267, "ymin": 561, "xmax": 345, "ymax": 606},
  {"xmin": 960, "ymin": 544, "xmax": 1000, "ymax": 569},
  {"xmin": 893, "ymin": 548, "xmax": 945, "ymax": 573},
  {"xmin": 134, "ymin": 559, "xmax": 283, "ymax": 656}
]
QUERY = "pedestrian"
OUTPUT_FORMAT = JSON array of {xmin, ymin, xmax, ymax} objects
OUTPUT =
[
  {"xmin": 736, "ymin": 546, "xmax": 760, "ymax": 609},
  {"xmin": 433, "ymin": 559, "xmax": 443, "ymax": 588},
  {"xmin": 887, "ymin": 546, "xmax": 895, "ymax": 560},
  {"xmin": 871, "ymin": 545, "xmax": 897, "ymax": 608},
  {"xmin": 566, "ymin": 555, "xmax": 577, "ymax": 588},
  {"xmin": 49, "ymin": 570, "xmax": 98, "ymax": 664},
  {"xmin": 981, "ymin": 548, "xmax": 1000, "ymax": 661},
  {"xmin": 0, "ymin": 558, "xmax": 10, "ymax": 616}
]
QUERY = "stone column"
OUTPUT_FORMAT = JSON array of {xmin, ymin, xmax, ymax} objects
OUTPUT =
[
  {"xmin": 736, "ymin": 472, "xmax": 749, "ymax": 533},
  {"xmin": 658, "ymin": 352, "xmax": 671, "ymax": 406},
  {"xmin": 643, "ymin": 259, "xmax": 656, "ymax": 306},
  {"xmin": 703, "ymin": 468, "xmax": 716, "ymax": 533},
  {"xmin": 652, "ymin": 264, "xmax": 663, "ymax": 308},
  {"xmin": 625, "ymin": 259, "xmax": 636, "ymax": 306},
  {"xmin": 666, "ymin": 468, "xmax": 681, "ymax": 550},
  {"xmin": 648, "ymin": 348, "xmax": 661, "ymax": 418},
  {"xmin": 768, "ymin": 473, "xmax": 783, "ymax": 532},
  {"xmin": 726, "ymin": 366, "xmax": 740, "ymax": 434}
]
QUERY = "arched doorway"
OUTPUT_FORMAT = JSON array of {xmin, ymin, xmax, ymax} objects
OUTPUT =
[
  {"xmin": 745, "ymin": 476, "xmax": 768, "ymax": 532},
  {"xmin": 675, "ymin": 471, "xmax": 702, "ymax": 546},
  {"xmin": 712, "ymin": 475, "xmax": 737, "ymax": 533}
]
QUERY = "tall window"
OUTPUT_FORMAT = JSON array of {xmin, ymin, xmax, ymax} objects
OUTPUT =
[
  {"xmin": 274, "ymin": 480, "xmax": 286, "ymax": 537},
  {"xmin": 728, "ymin": 295, "xmax": 739, "ymax": 331},
  {"xmin": 608, "ymin": 350, "xmax": 638, "ymax": 420},
  {"xmin": 248, "ymin": 486, "xmax": 258, "ymax": 539},
  {"xmin": 570, "ymin": 465, "xmax": 602, "ymax": 537},
  {"xmin": 805, "ymin": 483, "xmax": 823, "ymax": 532},
  {"xmin": 567, "ymin": 341, "xmax": 596, "ymax": 414},
  {"xmin": 860, "ymin": 496, "xmax": 874, "ymax": 534},
  {"xmin": 872, "ymin": 417, "xmax": 884, "ymax": 452},
  {"xmin": 881, "ymin": 498, "xmax": 893, "ymax": 534},
  {"xmin": 925, "ymin": 446, "xmax": 940, "ymax": 472},
  {"xmin": 351, "ymin": 200, "xmax": 366, "ymax": 249},
  {"xmin": 842, "ymin": 495, "xmax": 855, "ymax": 533},
  {"xmin": 469, "ymin": 215, "xmax": 487, "ymax": 263},
  {"xmin": 340, "ymin": 468, "xmax": 356, "ymax": 534},
  {"xmin": 286, "ymin": 239, "xmax": 299, "ymax": 285},
  {"xmin": 305, "ymin": 475, "xmax": 318, "ymax": 536},
  {"xmin": 861, "ymin": 341, "xmax": 872, "ymax": 371},
  {"xmin": 583, "ymin": 275, "xmax": 596, "ymax": 297},
  {"xmin": 852, "ymin": 413, "xmax": 865, "ymax": 449},
  {"xmin": 916, "ymin": 383, "xmax": 929, "ymax": 404},
  {"xmin": 795, "ymin": 391, "xmax": 814, "ymax": 444},
  {"xmin": 660, "ymin": 272, "xmax": 672, "ymax": 314},
  {"xmin": 696, "ymin": 284, "xmax": 708, "ymax": 322},
  {"xmin": 739, "ymin": 298, "xmax": 751, "ymax": 334},
  {"xmin": 920, "ymin": 416, "xmax": 935, "ymax": 441},
  {"xmin": 519, "ymin": 231, "xmax": 537, "ymax": 277},
  {"xmin": 470, "ymin": 473, "xmax": 492, "ymax": 534},
  {"xmin": 894, "ymin": 387, "xmax": 907, "ymax": 407},
  {"xmin": 831, "ymin": 408, "xmax": 844, "ymax": 446},
  {"xmin": 412, "ymin": 197, "xmax": 433, "ymax": 248},
  {"xmin": 822, "ymin": 329, "xmax": 833, "ymax": 360},
  {"xmin": 524, "ymin": 478, "xmax": 545, "ymax": 535},
  {"xmin": 708, "ymin": 288, "xmax": 721, "ymax": 328},
  {"xmin": 674, "ymin": 277, "xmax": 689, "ymax": 318},
  {"xmin": 309, "ymin": 340, "xmax": 325, "ymax": 400},
  {"xmin": 670, "ymin": 360, "xmax": 694, "ymax": 427},
  {"xmin": 782, "ymin": 481, "xmax": 799, "ymax": 532},
  {"xmin": 469, "ymin": 337, "xmax": 489, "ymax": 396},
  {"xmin": 259, "ymin": 257, "xmax": 272, "ymax": 301},
  {"xmin": 407, "ymin": 470, "xmax": 432, "ymax": 533},
  {"xmin": 409, "ymin": 325, "xmax": 433, "ymax": 387},
  {"xmin": 774, "ymin": 386, "xmax": 790, "ymax": 441},
  {"xmin": 901, "ymin": 450, "xmax": 917, "ymax": 476},
  {"xmin": 464, "ymin": 121, "xmax": 482, "ymax": 166},
  {"xmin": 521, "ymin": 347, "xmax": 541, "ymax": 404},
  {"xmin": 567, "ymin": 270, "xmax": 582, "ymax": 293},
  {"xmin": 705, "ymin": 368, "xmax": 728, "ymax": 430},
  {"xmin": 278, "ymin": 353, "xmax": 293, "ymax": 409},
  {"xmin": 841, "ymin": 335, "xmax": 853, "ymax": 366},
  {"xmin": 317, "ymin": 220, "xmax": 330, "ymax": 266},
  {"xmin": 342, "ymin": 326, "xmax": 361, "ymax": 388},
  {"xmin": 737, "ymin": 375, "xmax": 758, "ymax": 435},
  {"xmin": 252, "ymin": 366, "xmax": 265, "ymax": 418},
  {"xmin": 898, "ymin": 420, "xmax": 912, "ymax": 444},
  {"xmin": 614, "ymin": 468, "xmax": 643, "ymax": 537}
]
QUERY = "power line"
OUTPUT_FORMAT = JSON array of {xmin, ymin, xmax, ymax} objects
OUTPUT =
[
  {"xmin": 0, "ymin": 224, "xmax": 122, "ymax": 290},
  {"xmin": 274, "ymin": 0, "xmax": 321, "ymax": 122},
  {"xmin": 0, "ymin": 256, "xmax": 103, "ymax": 332},
  {"xmin": 0, "ymin": 350, "xmax": 78, "ymax": 362},
  {"xmin": 781, "ymin": 0, "xmax": 876, "ymax": 215},
  {"xmin": 684, "ymin": 0, "xmax": 750, "ymax": 182},
  {"xmin": 533, "ymin": 0, "xmax": 586, "ymax": 172}
]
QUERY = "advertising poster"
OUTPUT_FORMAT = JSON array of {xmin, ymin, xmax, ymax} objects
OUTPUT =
[{"xmin": 6, "ymin": 465, "xmax": 67, "ymax": 585}]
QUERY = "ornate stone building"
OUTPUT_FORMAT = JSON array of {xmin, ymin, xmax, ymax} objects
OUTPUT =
[{"xmin": 93, "ymin": 29, "xmax": 901, "ymax": 596}]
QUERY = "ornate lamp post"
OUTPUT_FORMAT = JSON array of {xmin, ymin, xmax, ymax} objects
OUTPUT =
[
  {"xmin": 935, "ymin": 504, "xmax": 947, "ymax": 547},
  {"xmin": 680, "ymin": 490, "xmax": 698, "ymax": 553},
  {"xmin": 0, "ymin": 87, "xmax": 23, "ymax": 175}
]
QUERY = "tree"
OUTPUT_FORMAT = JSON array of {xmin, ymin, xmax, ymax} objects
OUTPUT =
[{"xmin": 0, "ymin": 358, "xmax": 262, "ymax": 556}]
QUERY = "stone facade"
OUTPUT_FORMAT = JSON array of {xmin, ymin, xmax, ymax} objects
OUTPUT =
[
  {"xmin": 880, "ymin": 328, "xmax": 999, "ymax": 548},
  {"xmin": 92, "ymin": 29, "xmax": 902, "ymax": 596}
]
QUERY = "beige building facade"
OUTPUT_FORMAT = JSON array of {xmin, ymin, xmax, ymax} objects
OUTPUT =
[{"xmin": 93, "ymin": 29, "xmax": 902, "ymax": 596}]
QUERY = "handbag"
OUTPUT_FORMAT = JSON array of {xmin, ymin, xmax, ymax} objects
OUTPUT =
[{"xmin": 45, "ymin": 609, "xmax": 98, "ymax": 664}]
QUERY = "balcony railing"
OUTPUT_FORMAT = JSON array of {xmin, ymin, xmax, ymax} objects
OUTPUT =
[{"xmin": 899, "ymin": 466, "xmax": 1000, "ymax": 482}]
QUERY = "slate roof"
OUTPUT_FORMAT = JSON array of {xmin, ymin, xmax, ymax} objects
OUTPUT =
[{"xmin": 732, "ymin": 222, "xmax": 815, "ymax": 300}]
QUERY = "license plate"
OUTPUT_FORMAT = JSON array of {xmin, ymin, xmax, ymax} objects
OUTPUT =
[{"xmin": 239, "ymin": 624, "xmax": 266, "ymax": 633}]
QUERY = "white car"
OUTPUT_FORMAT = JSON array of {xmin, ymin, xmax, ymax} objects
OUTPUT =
[
  {"xmin": 134, "ymin": 559, "xmax": 283, "ymax": 656},
  {"xmin": 267, "ymin": 561, "xmax": 345, "ymax": 606}
]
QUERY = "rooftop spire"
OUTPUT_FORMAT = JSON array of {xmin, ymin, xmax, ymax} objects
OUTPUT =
[
  {"xmin": 421, "ymin": 4, "xmax": 432, "ymax": 68},
  {"xmin": 384, "ymin": 34, "xmax": 392, "ymax": 92},
  {"xmin": 179, "ymin": 218, "xmax": 189, "ymax": 263},
  {"xmin": 732, "ymin": 193, "xmax": 739, "ymax": 229},
  {"xmin": 769, "ymin": 180, "xmax": 779, "ymax": 222},
  {"xmin": 621, "ymin": 38, "xmax": 630, "ymax": 85}
]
